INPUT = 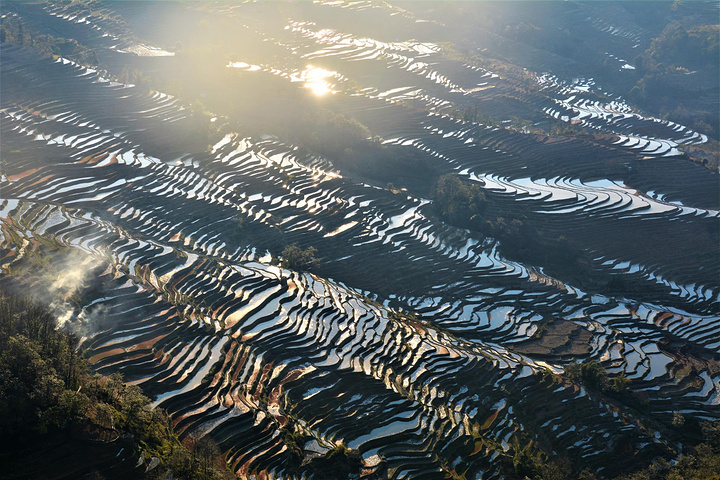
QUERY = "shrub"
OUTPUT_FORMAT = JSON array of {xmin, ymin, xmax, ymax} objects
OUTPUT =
[{"xmin": 280, "ymin": 244, "xmax": 319, "ymax": 272}]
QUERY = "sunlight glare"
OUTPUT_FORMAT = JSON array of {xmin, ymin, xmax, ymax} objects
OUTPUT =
[{"xmin": 302, "ymin": 65, "xmax": 337, "ymax": 96}]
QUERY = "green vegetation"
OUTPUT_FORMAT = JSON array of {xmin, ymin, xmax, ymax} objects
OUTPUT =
[
  {"xmin": 564, "ymin": 360, "xmax": 631, "ymax": 394},
  {"xmin": 280, "ymin": 244, "xmax": 320, "ymax": 272},
  {"xmin": 428, "ymin": 2, "xmax": 719, "ymax": 142},
  {"xmin": 433, "ymin": 174, "xmax": 488, "ymax": 230},
  {"xmin": 0, "ymin": 15, "xmax": 99, "ymax": 65},
  {"xmin": 630, "ymin": 22, "xmax": 719, "ymax": 139},
  {"xmin": 0, "ymin": 292, "xmax": 232, "ymax": 479},
  {"xmin": 302, "ymin": 443, "xmax": 363, "ymax": 480},
  {"xmin": 507, "ymin": 436, "xmax": 599, "ymax": 480},
  {"xmin": 636, "ymin": 22, "xmax": 718, "ymax": 73},
  {"xmin": 502, "ymin": 365, "xmax": 720, "ymax": 480},
  {"xmin": 447, "ymin": 105, "xmax": 499, "ymax": 127},
  {"xmin": 431, "ymin": 174, "xmax": 580, "ymax": 271},
  {"xmin": 0, "ymin": 294, "xmax": 84, "ymax": 443},
  {"xmin": 432, "ymin": 174, "xmax": 527, "ymax": 242},
  {"xmin": 615, "ymin": 422, "xmax": 720, "ymax": 480},
  {"xmin": 431, "ymin": 173, "xmax": 704, "ymax": 299},
  {"xmin": 117, "ymin": 66, "xmax": 152, "ymax": 91},
  {"xmin": 431, "ymin": 174, "xmax": 520, "ymax": 237},
  {"xmin": 564, "ymin": 360, "xmax": 608, "ymax": 389}
]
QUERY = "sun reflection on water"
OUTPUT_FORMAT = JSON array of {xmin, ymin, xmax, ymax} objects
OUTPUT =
[
  {"xmin": 226, "ymin": 60, "xmax": 340, "ymax": 96},
  {"xmin": 300, "ymin": 65, "xmax": 337, "ymax": 96}
]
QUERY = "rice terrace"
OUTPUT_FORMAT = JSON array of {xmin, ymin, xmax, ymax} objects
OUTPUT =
[{"xmin": 0, "ymin": 1, "xmax": 718, "ymax": 479}]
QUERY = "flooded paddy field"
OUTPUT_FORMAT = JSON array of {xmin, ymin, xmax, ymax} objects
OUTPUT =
[{"xmin": 1, "ymin": 1, "xmax": 718, "ymax": 479}]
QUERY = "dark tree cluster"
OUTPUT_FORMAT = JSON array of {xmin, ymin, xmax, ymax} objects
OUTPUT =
[
  {"xmin": 0, "ymin": 293, "xmax": 231, "ymax": 480},
  {"xmin": 0, "ymin": 16, "xmax": 99, "ymax": 65},
  {"xmin": 432, "ymin": 174, "xmax": 488, "ymax": 230},
  {"xmin": 0, "ymin": 294, "xmax": 84, "ymax": 442},
  {"xmin": 630, "ymin": 22, "xmax": 720, "ymax": 139},
  {"xmin": 280, "ymin": 244, "xmax": 320, "ymax": 272}
]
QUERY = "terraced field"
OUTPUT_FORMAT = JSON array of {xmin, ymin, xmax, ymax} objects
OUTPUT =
[{"xmin": 1, "ymin": 1, "xmax": 718, "ymax": 479}]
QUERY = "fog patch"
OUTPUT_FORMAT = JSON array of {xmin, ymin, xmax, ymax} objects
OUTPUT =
[{"xmin": 44, "ymin": 251, "xmax": 102, "ymax": 333}]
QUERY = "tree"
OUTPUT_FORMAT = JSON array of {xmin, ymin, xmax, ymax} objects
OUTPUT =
[
  {"xmin": 280, "ymin": 244, "xmax": 320, "ymax": 272},
  {"xmin": 564, "ymin": 360, "xmax": 608, "ymax": 389},
  {"xmin": 432, "ymin": 174, "xmax": 487, "ymax": 229}
]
